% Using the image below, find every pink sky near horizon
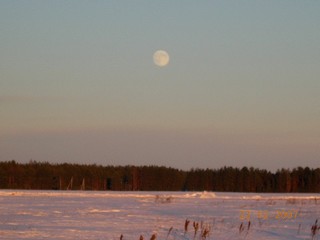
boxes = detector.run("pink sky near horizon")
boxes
[1,1,319,170]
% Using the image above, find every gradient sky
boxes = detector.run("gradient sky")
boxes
[1,1,319,171]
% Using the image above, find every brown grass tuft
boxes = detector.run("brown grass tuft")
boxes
[201,225,210,239]
[150,233,156,240]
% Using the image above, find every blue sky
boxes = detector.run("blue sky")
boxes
[1,1,319,171]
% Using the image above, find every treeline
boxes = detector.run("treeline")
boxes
[0,160,319,192]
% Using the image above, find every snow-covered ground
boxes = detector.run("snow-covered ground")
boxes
[0,190,319,239]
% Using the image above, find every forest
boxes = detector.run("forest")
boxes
[0,160,319,192]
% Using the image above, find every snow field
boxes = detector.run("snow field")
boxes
[0,191,319,239]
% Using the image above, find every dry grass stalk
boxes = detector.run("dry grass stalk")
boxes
[193,221,199,238]
[166,227,173,239]
[239,222,245,233]
[311,219,318,239]
[139,235,144,240]
[185,219,190,234]
[120,234,123,240]
[297,223,301,235]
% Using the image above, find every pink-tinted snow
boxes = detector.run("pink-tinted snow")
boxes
[0,191,319,239]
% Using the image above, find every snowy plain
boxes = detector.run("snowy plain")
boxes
[0,190,319,240]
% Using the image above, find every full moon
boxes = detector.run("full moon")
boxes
[153,50,170,67]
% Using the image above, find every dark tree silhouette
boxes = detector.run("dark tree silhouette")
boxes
[0,160,319,192]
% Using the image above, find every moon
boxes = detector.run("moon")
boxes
[153,50,170,67]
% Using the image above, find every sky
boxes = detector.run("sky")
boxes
[0,0,319,171]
